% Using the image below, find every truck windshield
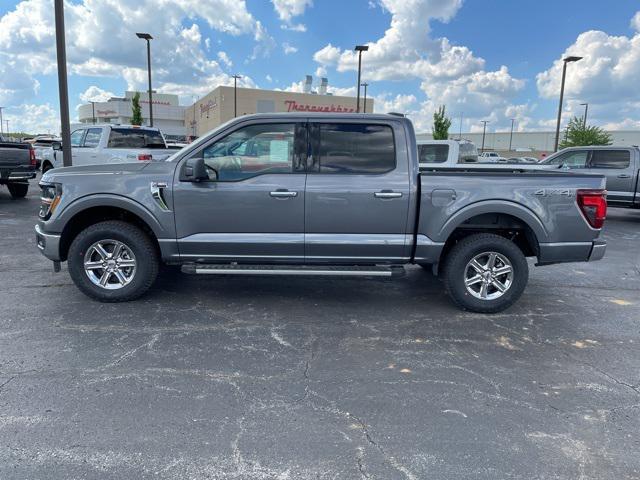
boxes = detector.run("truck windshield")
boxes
[107,129,166,149]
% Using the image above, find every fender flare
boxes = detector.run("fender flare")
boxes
[437,200,549,244]
[56,193,167,238]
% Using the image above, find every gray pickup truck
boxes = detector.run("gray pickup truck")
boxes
[0,136,37,198]
[542,146,640,208]
[35,113,607,313]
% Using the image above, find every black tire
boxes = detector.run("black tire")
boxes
[443,233,528,313]
[7,182,28,198]
[67,220,159,302]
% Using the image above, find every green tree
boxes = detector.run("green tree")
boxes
[560,116,612,149]
[131,91,143,126]
[432,105,452,140]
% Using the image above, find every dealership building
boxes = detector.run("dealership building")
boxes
[185,79,374,138]
[77,91,187,140]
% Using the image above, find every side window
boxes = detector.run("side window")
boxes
[315,123,395,174]
[419,144,449,164]
[458,143,478,163]
[590,150,630,169]
[547,150,589,168]
[83,128,102,148]
[70,130,85,147]
[200,123,296,181]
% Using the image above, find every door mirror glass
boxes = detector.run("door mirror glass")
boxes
[181,156,209,182]
[52,141,62,151]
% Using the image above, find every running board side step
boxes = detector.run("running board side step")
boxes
[181,264,405,277]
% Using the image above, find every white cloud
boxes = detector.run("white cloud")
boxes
[251,21,276,60]
[79,86,115,103]
[217,51,233,68]
[0,0,264,108]
[536,21,640,127]
[272,0,312,30]
[283,43,298,55]
[631,11,640,32]
[265,74,273,83]
[4,103,60,135]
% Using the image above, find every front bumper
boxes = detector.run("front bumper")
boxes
[35,224,62,262]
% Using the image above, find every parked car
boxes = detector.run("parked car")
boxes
[541,146,640,208]
[0,135,37,198]
[36,113,607,313]
[40,125,174,172]
[31,136,61,171]
[478,151,507,162]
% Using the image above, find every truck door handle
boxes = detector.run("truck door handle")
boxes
[270,190,298,198]
[617,174,631,179]
[374,190,402,199]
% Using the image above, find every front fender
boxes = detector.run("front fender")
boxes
[54,193,168,238]
[437,200,549,243]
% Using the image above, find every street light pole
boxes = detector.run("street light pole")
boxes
[458,112,463,139]
[554,56,582,152]
[580,102,588,128]
[480,120,489,153]
[508,118,515,151]
[91,101,96,124]
[4,120,9,135]
[136,33,154,127]
[361,83,369,113]
[232,74,242,117]
[54,0,72,166]
[354,45,369,113]
[0,107,4,135]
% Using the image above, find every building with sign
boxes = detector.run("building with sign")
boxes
[77,91,187,140]
[184,84,374,138]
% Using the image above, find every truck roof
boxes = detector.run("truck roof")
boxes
[231,112,411,122]
[75,123,162,131]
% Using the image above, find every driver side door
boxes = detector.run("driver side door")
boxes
[172,121,307,263]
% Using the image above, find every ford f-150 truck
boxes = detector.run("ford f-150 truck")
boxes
[35,113,607,313]
[0,136,37,198]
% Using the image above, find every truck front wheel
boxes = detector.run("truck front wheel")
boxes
[67,220,159,302]
[443,233,528,313]
[7,182,29,198]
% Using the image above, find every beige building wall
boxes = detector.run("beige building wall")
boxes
[185,86,375,138]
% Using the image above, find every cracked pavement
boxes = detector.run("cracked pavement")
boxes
[1,182,639,479]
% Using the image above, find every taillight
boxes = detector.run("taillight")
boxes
[30,148,36,166]
[577,189,607,229]
[137,154,152,161]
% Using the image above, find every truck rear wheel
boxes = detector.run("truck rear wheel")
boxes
[67,220,159,302]
[443,233,528,313]
[7,182,28,198]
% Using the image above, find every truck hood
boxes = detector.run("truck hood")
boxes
[41,162,149,183]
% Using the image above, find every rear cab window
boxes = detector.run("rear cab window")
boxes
[418,144,449,164]
[589,150,631,169]
[108,128,166,149]
[310,123,396,174]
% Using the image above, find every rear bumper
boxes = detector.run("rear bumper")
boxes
[35,224,62,262]
[537,240,606,265]
[0,166,36,183]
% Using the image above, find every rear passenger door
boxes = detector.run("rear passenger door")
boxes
[587,149,635,206]
[305,121,411,263]
[80,128,103,165]
[69,129,86,165]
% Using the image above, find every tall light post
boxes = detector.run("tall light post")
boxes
[0,107,4,135]
[136,32,154,127]
[354,45,369,113]
[361,82,369,113]
[232,74,242,117]
[480,120,489,153]
[4,120,9,135]
[458,112,463,139]
[580,102,588,128]
[554,55,582,152]
[91,101,96,124]
[55,0,72,166]
[508,118,515,151]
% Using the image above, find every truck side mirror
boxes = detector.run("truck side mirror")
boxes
[52,141,62,151]
[181,156,209,182]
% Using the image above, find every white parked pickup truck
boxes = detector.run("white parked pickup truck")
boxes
[41,125,174,172]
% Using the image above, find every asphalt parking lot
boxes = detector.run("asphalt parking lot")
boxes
[1,181,639,480]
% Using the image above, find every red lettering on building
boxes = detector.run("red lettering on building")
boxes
[199,98,218,117]
[284,100,355,113]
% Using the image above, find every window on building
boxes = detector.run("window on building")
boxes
[590,150,630,169]
[315,124,396,174]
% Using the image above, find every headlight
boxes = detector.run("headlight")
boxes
[39,183,62,220]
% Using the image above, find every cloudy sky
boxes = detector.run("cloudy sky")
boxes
[0,0,639,134]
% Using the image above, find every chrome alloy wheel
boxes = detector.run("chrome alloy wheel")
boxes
[83,239,137,290]
[464,251,514,300]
